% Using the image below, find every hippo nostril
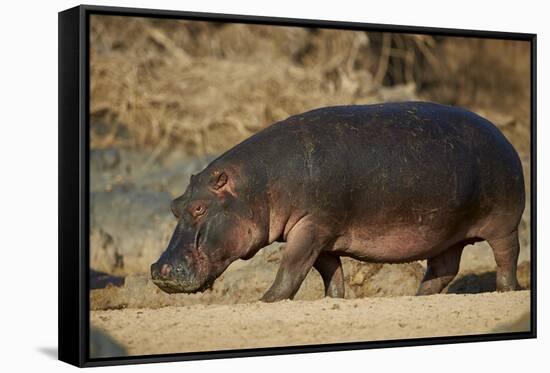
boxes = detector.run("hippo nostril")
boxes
[160,264,172,278]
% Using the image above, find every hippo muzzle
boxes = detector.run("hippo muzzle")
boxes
[150,259,209,293]
[150,222,211,293]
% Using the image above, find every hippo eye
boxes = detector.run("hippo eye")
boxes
[193,204,206,217]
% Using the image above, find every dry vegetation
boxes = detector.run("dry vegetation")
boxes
[90,15,531,157]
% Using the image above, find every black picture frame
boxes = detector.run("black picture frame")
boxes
[58,4,537,368]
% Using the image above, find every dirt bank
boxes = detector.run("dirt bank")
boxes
[91,290,530,356]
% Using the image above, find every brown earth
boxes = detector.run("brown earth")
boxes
[91,291,530,356]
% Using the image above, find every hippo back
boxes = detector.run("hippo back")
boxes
[210,102,525,237]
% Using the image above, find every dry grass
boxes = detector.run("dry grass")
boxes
[90,15,531,156]
[90,16,438,156]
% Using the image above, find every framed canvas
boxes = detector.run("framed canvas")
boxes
[58,4,537,367]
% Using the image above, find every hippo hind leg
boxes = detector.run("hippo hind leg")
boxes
[417,242,464,296]
[313,254,345,298]
[487,230,521,291]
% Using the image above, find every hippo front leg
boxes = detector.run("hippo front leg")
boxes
[261,220,330,302]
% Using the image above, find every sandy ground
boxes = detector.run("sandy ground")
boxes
[91,291,530,356]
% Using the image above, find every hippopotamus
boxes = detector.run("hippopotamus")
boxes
[150,101,525,302]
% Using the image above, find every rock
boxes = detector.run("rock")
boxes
[90,189,174,275]
[90,149,214,197]
[345,260,425,298]
[89,151,220,277]
[351,272,365,285]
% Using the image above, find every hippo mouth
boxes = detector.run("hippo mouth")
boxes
[152,276,214,294]
[151,247,214,294]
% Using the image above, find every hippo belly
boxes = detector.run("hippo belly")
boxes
[335,225,456,263]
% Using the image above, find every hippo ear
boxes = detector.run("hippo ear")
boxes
[209,171,228,190]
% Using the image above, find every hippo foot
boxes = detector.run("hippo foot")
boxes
[260,290,286,303]
[497,285,521,292]
[417,243,464,296]
[496,273,521,292]
[416,276,455,296]
[488,231,521,293]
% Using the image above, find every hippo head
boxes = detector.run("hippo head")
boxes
[151,167,265,294]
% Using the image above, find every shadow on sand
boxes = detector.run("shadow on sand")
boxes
[448,272,498,294]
